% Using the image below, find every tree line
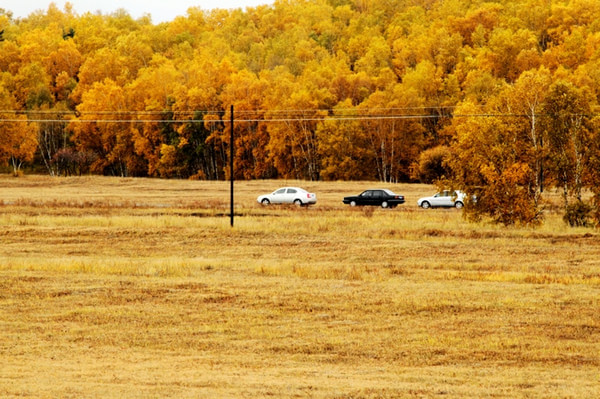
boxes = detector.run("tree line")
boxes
[2,0,600,225]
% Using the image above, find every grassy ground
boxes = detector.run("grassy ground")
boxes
[1,175,599,398]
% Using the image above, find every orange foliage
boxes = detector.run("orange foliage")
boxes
[2,0,600,223]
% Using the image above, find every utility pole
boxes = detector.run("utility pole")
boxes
[540,131,544,193]
[230,105,234,227]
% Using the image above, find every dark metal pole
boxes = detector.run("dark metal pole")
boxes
[540,132,544,193]
[230,105,234,227]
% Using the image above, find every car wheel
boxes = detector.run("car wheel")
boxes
[294,199,303,206]
[381,201,389,208]
[455,201,464,209]
[350,200,357,207]
[421,201,430,209]
[261,198,270,205]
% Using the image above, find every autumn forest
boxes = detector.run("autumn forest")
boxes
[2,0,600,225]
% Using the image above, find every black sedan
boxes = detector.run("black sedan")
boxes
[343,189,405,208]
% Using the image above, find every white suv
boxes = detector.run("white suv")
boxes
[417,190,467,209]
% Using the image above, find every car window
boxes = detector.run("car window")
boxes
[373,190,382,198]
[287,188,297,194]
[275,188,286,194]
[361,191,372,197]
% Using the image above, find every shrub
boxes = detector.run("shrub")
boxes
[563,200,592,227]
[52,149,97,176]
[413,146,452,183]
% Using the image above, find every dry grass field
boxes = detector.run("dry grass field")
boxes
[1,175,599,398]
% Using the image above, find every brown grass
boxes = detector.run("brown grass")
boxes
[0,175,599,398]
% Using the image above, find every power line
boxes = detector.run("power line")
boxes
[0,106,460,115]
[0,115,445,123]
[2,114,599,124]
[2,107,600,124]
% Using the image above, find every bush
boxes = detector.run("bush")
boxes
[413,146,451,183]
[52,149,98,176]
[563,200,592,227]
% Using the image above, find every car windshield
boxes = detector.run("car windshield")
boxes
[382,189,396,196]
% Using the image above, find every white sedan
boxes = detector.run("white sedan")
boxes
[257,187,317,206]
[417,190,467,209]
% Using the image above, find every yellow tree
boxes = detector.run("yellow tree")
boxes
[263,66,330,180]
[503,67,552,207]
[43,39,82,101]
[16,25,61,67]
[69,10,150,104]
[447,2,503,47]
[588,116,600,226]
[5,20,79,176]
[219,69,272,179]
[354,35,392,82]
[317,99,375,180]
[448,100,541,225]
[71,48,130,104]
[68,11,134,56]
[127,55,183,177]
[115,31,154,74]
[265,94,326,180]
[0,39,21,75]
[71,79,142,176]
[0,86,38,175]
[358,83,427,182]
[572,58,600,101]
[484,27,540,82]
[388,5,428,77]
[172,54,235,179]
[401,60,452,145]
[541,80,594,208]
[327,54,372,106]
[12,62,52,110]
